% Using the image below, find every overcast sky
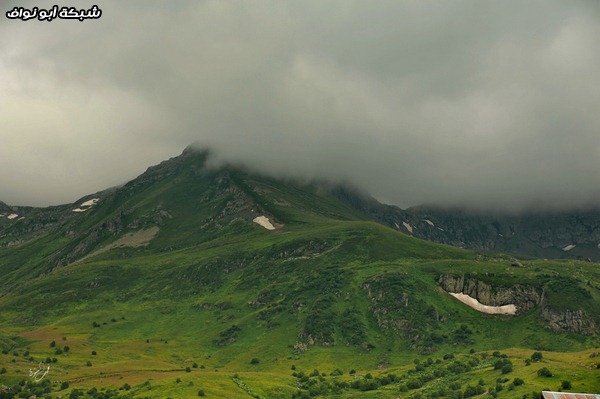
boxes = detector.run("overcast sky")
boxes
[1,1,599,211]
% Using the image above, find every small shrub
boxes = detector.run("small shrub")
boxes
[561,381,572,390]
[537,367,553,377]
[531,352,543,362]
[91,351,97,355]
[60,382,69,390]
[502,364,513,374]
[250,358,260,365]
[198,390,205,397]
[185,367,191,372]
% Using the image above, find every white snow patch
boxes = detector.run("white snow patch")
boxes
[394,222,400,229]
[402,222,413,234]
[449,293,517,315]
[253,216,276,230]
[598,243,600,249]
[7,214,18,220]
[72,208,88,213]
[17,217,25,221]
[80,198,99,207]
[424,219,434,227]
[437,227,445,232]
[562,244,576,252]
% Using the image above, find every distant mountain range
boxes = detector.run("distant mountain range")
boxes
[331,187,600,261]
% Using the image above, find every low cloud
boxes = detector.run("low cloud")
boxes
[1,1,599,211]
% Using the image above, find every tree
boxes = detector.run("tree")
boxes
[86,361,92,367]
[561,381,572,390]
[60,382,69,390]
[198,389,206,396]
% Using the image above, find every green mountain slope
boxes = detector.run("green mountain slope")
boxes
[1,147,599,399]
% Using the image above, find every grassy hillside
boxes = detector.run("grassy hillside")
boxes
[1,148,599,398]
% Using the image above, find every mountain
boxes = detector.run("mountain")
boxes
[1,147,599,399]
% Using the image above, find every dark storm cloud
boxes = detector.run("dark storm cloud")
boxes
[1,1,599,210]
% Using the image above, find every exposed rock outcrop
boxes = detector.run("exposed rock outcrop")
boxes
[438,274,598,335]
[540,307,596,335]
[438,275,541,313]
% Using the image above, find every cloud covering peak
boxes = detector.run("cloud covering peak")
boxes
[1,1,599,211]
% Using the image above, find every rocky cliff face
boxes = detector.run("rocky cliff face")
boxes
[438,274,597,335]
[437,275,541,313]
